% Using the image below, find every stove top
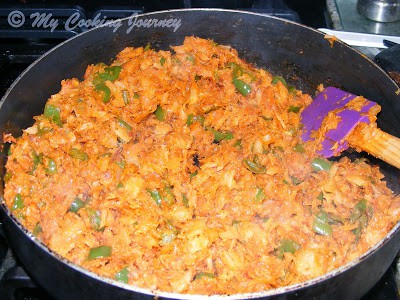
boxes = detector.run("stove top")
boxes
[0,1,399,299]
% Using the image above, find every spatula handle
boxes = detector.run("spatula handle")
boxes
[349,125,400,169]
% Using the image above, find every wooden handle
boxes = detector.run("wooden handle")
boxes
[349,124,400,169]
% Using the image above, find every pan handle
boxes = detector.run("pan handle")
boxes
[318,28,400,48]
[318,29,400,85]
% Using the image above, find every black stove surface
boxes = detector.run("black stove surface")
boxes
[0,1,399,299]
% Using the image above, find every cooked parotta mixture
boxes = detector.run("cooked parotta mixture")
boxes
[4,37,400,295]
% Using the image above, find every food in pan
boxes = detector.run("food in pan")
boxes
[4,37,400,295]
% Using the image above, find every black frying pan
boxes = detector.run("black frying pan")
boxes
[0,9,399,300]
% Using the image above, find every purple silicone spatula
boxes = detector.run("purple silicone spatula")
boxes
[301,86,400,169]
